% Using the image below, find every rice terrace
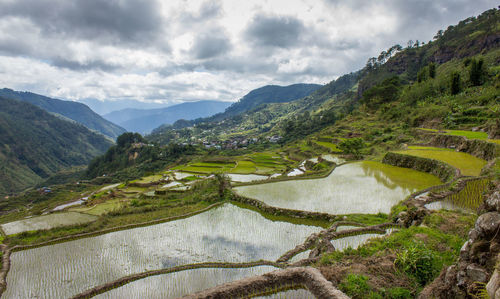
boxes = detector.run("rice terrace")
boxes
[0,3,500,299]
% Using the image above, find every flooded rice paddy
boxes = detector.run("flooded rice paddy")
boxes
[4,204,320,298]
[3,160,438,298]
[228,173,269,182]
[52,199,85,211]
[235,161,440,214]
[0,212,97,235]
[95,266,277,299]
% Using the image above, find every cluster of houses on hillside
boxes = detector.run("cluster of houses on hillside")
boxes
[182,135,282,149]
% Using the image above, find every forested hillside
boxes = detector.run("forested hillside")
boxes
[0,88,126,139]
[0,97,113,195]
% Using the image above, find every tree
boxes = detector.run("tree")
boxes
[339,138,365,158]
[362,76,401,107]
[116,132,145,148]
[377,51,388,64]
[417,67,428,83]
[365,57,377,70]
[469,58,485,86]
[428,63,436,79]
[433,30,444,40]
[450,72,461,95]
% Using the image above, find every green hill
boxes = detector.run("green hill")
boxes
[220,83,322,118]
[150,83,322,135]
[0,96,113,195]
[0,88,126,139]
[148,76,355,144]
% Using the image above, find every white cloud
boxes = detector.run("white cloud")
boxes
[0,0,497,105]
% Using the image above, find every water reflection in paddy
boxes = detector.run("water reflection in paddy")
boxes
[235,161,441,215]
[96,266,277,299]
[4,204,320,299]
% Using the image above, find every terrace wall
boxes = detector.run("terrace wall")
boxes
[429,134,497,161]
[232,195,338,222]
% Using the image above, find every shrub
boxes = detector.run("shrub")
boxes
[362,76,401,107]
[394,244,438,285]
[339,274,371,298]
[385,287,413,299]
[338,138,365,158]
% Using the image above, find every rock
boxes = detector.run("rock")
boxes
[396,211,408,226]
[486,191,500,212]
[491,241,500,253]
[466,264,488,283]
[475,212,500,239]
[457,270,467,287]
[470,240,490,262]
[460,241,470,260]
[469,228,481,242]
[487,269,500,299]
[445,265,458,284]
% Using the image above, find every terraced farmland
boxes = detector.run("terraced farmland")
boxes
[235,161,441,215]
[395,146,487,176]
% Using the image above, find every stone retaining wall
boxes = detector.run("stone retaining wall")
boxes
[181,266,349,299]
[419,180,500,298]
[0,245,11,297]
[232,194,338,222]
[429,134,497,161]
[278,222,398,263]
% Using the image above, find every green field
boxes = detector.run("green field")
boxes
[419,128,500,144]
[248,153,288,174]
[171,152,291,176]
[174,161,236,174]
[71,199,127,216]
[396,146,487,176]
[132,175,164,184]
[314,141,342,152]
[231,160,257,174]
[407,146,453,151]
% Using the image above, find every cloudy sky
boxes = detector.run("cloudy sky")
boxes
[0,0,497,107]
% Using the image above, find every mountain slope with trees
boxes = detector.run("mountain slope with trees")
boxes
[219,83,322,118]
[148,74,356,145]
[0,96,113,195]
[0,88,126,139]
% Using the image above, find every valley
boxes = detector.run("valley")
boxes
[0,6,499,299]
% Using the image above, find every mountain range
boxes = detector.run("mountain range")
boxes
[103,100,232,134]
[0,88,126,139]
